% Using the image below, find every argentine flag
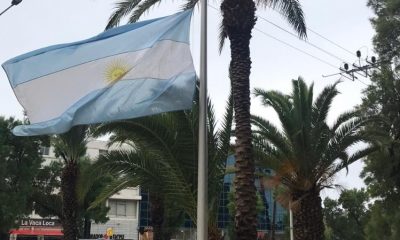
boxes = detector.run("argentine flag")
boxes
[2,10,196,136]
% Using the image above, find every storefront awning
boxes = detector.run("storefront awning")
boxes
[10,229,63,236]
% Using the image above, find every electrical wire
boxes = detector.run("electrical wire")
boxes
[208,4,340,69]
[253,27,339,69]
[257,15,350,63]
[207,4,369,86]
[306,28,357,57]
[267,7,357,57]
[353,77,369,86]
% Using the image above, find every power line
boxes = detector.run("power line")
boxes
[253,27,339,69]
[208,4,341,69]
[306,28,357,57]
[254,26,370,88]
[267,7,357,57]
[207,4,369,86]
[257,15,350,63]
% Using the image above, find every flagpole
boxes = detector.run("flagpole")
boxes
[289,201,294,240]
[197,0,208,238]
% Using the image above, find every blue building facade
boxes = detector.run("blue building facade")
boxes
[216,156,286,232]
[139,156,286,233]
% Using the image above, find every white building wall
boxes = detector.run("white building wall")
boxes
[90,187,141,240]
[38,139,141,240]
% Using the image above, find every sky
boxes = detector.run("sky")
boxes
[0,0,375,199]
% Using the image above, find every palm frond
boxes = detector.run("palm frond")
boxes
[253,139,283,171]
[251,115,292,157]
[90,176,136,208]
[219,21,227,53]
[129,0,162,23]
[258,0,307,39]
[312,81,340,126]
[217,93,234,159]
[106,0,142,29]
[53,125,89,164]
[335,145,378,175]
[181,0,198,10]
[254,88,297,139]
[291,78,313,159]
[320,146,378,186]
[331,110,359,132]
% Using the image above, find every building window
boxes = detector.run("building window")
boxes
[108,199,137,218]
[117,201,126,216]
[40,147,50,156]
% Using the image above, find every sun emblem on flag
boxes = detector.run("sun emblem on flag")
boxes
[105,60,130,84]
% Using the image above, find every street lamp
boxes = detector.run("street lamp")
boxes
[0,0,23,17]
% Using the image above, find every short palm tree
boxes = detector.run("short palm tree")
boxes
[88,93,233,240]
[105,1,306,238]
[53,125,89,240]
[90,146,190,240]
[252,78,376,240]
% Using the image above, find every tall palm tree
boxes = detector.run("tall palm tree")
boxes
[251,78,376,240]
[218,1,306,236]
[88,93,234,240]
[53,125,89,240]
[105,1,306,238]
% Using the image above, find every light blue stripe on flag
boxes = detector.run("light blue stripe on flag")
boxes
[2,10,196,136]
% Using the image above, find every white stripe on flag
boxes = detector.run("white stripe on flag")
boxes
[14,40,193,123]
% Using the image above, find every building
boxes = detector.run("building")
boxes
[217,156,286,238]
[10,140,141,240]
[10,140,286,240]
[138,155,287,239]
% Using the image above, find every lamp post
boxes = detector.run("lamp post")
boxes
[0,0,23,16]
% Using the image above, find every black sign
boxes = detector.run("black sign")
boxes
[89,234,124,240]
[20,219,61,227]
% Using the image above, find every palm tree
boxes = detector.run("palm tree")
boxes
[53,125,89,240]
[88,93,233,240]
[105,1,306,238]
[77,158,111,239]
[251,78,376,240]
[32,158,110,239]
[89,147,190,240]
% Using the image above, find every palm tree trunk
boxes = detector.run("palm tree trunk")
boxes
[83,217,91,239]
[61,161,79,240]
[292,188,324,240]
[220,0,257,238]
[208,225,223,240]
[149,194,164,240]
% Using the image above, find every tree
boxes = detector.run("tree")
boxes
[357,1,400,239]
[90,148,188,240]
[226,188,265,240]
[89,94,234,240]
[53,126,90,240]
[32,161,63,220]
[219,1,306,236]
[105,1,306,238]
[252,78,375,240]
[0,117,46,240]
[367,0,400,66]
[360,0,400,203]
[323,189,369,240]
[77,159,110,238]
[32,158,110,239]
[364,200,400,240]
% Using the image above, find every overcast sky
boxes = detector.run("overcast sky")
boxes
[0,0,375,199]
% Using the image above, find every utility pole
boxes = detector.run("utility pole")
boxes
[0,0,23,17]
[322,50,381,81]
